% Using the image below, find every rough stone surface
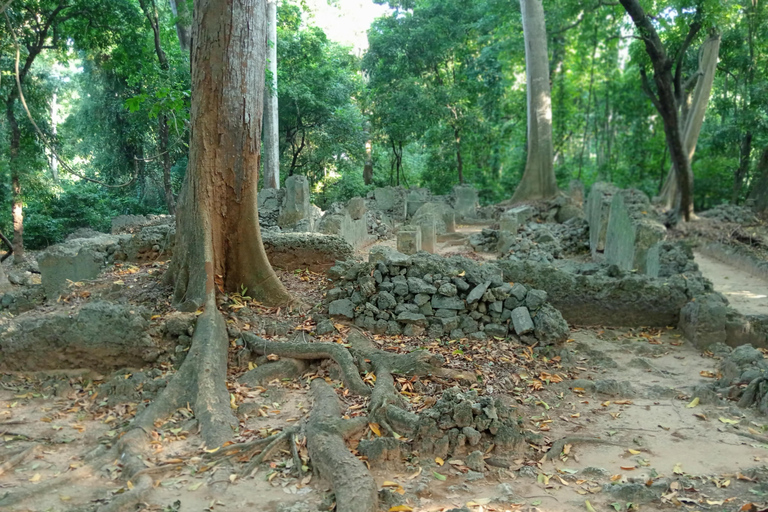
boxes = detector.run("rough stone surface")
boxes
[413,202,455,235]
[325,253,568,343]
[0,301,162,371]
[586,182,618,256]
[262,232,353,272]
[39,235,130,300]
[346,197,366,220]
[397,228,422,255]
[604,189,666,272]
[452,185,479,220]
[511,307,534,335]
[278,175,312,229]
[317,210,370,249]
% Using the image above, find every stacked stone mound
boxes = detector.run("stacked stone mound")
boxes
[360,388,523,464]
[324,248,569,345]
[700,204,759,225]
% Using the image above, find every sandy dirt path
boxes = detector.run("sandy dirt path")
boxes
[694,251,768,315]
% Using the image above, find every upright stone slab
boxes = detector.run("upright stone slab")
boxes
[419,220,437,253]
[258,188,283,228]
[346,197,366,220]
[406,189,429,218]
[568,180,585,207]
[604,190,666,273]
[278,175,311,229]
[412,202,454,234]
[397,227,422,255]
[586,182,618,256]
[452,185,479,220]
[318,211,369,249]
[443,210,457,233]
[500,205,535,232]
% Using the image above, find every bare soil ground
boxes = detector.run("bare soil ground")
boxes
[2,253,768,512]
[695,251,768,316]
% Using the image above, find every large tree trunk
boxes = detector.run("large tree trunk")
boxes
[262,0,280,189]
[512,0,557,202]
[656,34,720,213]
[167,0,291,311]
[168,0,191,54]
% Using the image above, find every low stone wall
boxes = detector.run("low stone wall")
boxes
[39,221,175,300]
[496,259,710,328]
[324,248,569,345]
[0,301,164,371]
[262,232,353,272]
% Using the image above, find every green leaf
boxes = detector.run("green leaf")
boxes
[432,471,447,481]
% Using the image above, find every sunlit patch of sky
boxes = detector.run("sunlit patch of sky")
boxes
[302,0,391,56]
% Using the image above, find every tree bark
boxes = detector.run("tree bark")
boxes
[168,0,192,54]
[512,0,557,203]
[262,0,280,189]
[454,126,464,185]
[167,0,291,310]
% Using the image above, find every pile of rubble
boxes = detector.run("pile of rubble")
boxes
[324,248,569,345]
[700,204,760,225]
[360,387,523,466]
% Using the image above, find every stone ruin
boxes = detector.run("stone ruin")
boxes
[323,247,569,345]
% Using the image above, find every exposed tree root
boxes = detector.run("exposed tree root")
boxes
[240,426,299,477]
[545,436,626,460]
[242,333,371,396]
[238,358,309,387]
[0,444,38,477]
[306,379,377,512]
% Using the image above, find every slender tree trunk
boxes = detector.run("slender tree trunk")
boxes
[50,91,59,182]
[262,0,280,189]
[454,126,464,185]
[168,0,192,54]
[512,0,557,202]
[141,0,176,214]
[363,139,373,185]
[749,146,768,213]
[159,114,176,214]
[5,101,24,263]
[657,34,720,213]
[733,131,752,204]
[578,29,598,179]
[168,0,291,310]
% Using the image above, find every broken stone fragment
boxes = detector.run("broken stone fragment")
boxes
[329,298,355,319]
[511,307,534,335]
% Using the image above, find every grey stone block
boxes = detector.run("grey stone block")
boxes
[397,228,422,255]
[329,299,355,319]
[511,307,534,335]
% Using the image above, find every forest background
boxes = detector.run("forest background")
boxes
[0,0,765,251]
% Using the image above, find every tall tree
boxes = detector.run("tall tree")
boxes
[139,0,177,214]
[263,0,280,189]
[168,0,191,53]
[619,0,704,221]
[511,0,558,202]
[657,32,721,210]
